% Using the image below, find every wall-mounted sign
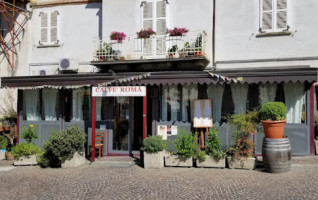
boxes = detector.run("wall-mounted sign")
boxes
[157,125,167,140]
[92,86,146,97]
[193,99,213,128]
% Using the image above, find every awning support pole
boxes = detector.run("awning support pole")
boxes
[143,88,147,140]
[91,96,96,162]
[310,83,315,155]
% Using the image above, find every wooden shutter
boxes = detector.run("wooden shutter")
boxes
[40,12,48,43]
[276,0,287,29]
[143,2,152,19]
[50,11,58,43]
[156,1,166,35]
[262,0,273,30]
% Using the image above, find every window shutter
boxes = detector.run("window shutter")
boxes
[276,0,287,29]
[143,2,152,19]
[262,0,273,30]
[143,20,153,30]
[156,1,166,35]
[156,1,166,18]
[50,11,58,43]
[40,12,48,43]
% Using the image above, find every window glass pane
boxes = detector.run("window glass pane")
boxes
[207,84,224,123]
[259,83,277,105]
[263,0,272,10]
[72,88,91,121]
[231,84,249,114]
[23,90,40,121]
[277,0,287,9]
[277,11,287,29]
[42,89,59,121]
[161,85,180,121]
[283,83,304,124]
[221,85,234,121]
[182,85,198,122]
[262,12,272,30]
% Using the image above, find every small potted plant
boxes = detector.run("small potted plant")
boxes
[142,136,167,169]
[259,102,287,139]
[227,111,259,170]
[110,31,127,43]
[2,121,10,131]
[0,135,8,160]
[194,33,204,56]
[137,28,156,39]
[196,127,226,168]
[168,45,178,58]
[165,129,196,167]
[166,27,189,37]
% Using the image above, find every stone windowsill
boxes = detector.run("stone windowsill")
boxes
[37,44,61,48]
[256,31,292,38]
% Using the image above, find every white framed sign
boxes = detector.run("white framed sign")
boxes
[92,86,146,97]
[193,99,213,128]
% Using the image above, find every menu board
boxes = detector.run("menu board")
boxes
[193,99,213,128]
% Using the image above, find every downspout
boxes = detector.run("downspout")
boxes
[212,0,216,71]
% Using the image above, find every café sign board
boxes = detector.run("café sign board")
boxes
[92,86,146,97]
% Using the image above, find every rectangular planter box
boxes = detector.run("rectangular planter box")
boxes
[196,156,225,168]
[144,151,164,169]
[315,140,318,155]
[165,155,193,167]
[14,155,38,166]
[0,150,6,160]
[62,152,86,168]
[227,156,255,170]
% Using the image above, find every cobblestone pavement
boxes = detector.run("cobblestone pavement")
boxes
[1,161,318,200]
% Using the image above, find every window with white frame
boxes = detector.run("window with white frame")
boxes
[39,11,59,45]
[142,0,167,55]
[261,0,288,32]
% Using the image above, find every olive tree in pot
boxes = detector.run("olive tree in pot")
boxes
[259,102,287,139]
[196,127,226,168]
[12,124,42,166]
[142,136,167,169]
[227,111,259,170]
[0,135,8,160]
[165,130,196,167]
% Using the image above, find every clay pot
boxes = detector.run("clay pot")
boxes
[195,52,203,56]
[261,120,286,139]
[169,54,174,59]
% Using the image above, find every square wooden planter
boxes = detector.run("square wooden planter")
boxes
[196,156,226,168]
[165,155,193,167]
[144,151,164,169]
[14,155,38,166]
[227,156,255,170]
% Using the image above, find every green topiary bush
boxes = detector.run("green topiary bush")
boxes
[11,143,42,159]
[172,130,196,159]
[259,102,287,121]
[206,127,226,159]
[0,135,8,150]
[142,136,167,153]
[41,125,86,167]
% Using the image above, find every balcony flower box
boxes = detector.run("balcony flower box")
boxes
[137,28,156,39]
[167,27,189,37]
[110,31,126,43]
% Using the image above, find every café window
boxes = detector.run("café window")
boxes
[161,85,181,121]
[72,88,91,121]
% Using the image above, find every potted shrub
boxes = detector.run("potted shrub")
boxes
[196,127,226,168]
[165,130,196,167]
[227,111,258,170]
[137,28,156,39]
[2,121,10,131]
[0,135,8,160]
[12,124,42,166]
[142,136,167,169]
[178,42,191,57]
[168,45,178,58]
[110,31,126,43]
[259,102,287,139]
[166,27,189,37]
[40,125,86,168]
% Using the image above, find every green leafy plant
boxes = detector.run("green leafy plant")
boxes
[0,135,8,150]
[142,136,167,153]
[168,45,178,53]
[172,129,197,159]
[194,150,206,162]
[21,124,38,144]
[11,143,42,159]
[41,125,86,167]
[206,127,226,159]
[228,111,259,158]
[259,102,287,121]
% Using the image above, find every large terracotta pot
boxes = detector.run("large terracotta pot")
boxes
[261,120,286,139]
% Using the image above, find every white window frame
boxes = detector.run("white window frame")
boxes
[260,0,289,33]
[39,11,59,45]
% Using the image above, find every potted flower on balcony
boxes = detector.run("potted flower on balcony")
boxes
[110,31,127,43]
[142,136,167,169]
[227,111,259,170]
[259,102,287,139]
[165,129,196,167]
[137,28,156,39]
[166,27,189,37]
[196,127,226,168]
[168,45,178,58]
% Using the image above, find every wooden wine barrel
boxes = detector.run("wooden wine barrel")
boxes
[262,137,291,173]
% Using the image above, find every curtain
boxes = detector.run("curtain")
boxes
[284,82,304,124]
[182,84,198,121]
[96,97,102,121]
[231,84,249,114]
[169,85,179,121]
[161,85,169,121]
[72,89,84,121]
[259,83,277,105]
[207,84,225,123]
[24,90,39,121]
[42,89,58,121]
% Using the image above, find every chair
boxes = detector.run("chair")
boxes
[91,132,105,158]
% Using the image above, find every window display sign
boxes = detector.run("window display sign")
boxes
[193,99,213,128]
[92,86,146,97]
